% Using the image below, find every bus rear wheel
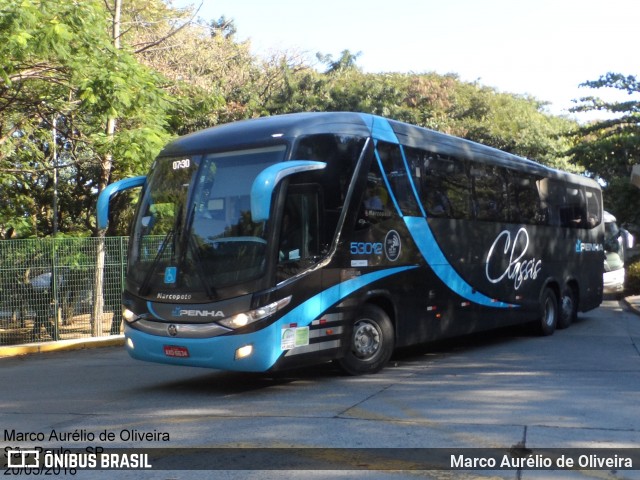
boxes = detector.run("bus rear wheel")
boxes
[558,284,577,329]
[338,305,394,375]
[538,287,558,336]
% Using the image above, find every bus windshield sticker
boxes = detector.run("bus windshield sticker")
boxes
[281,326,309,350]
[485,228,542,290]
[164,267,177,284]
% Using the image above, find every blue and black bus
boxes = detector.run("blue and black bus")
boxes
[98,112,604,375]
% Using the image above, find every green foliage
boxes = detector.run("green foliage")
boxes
[260,61,575,168]
[624,258,640,295]
[210,16,237,39]
[317,50,362,74]
[0,3,588,238]
[568,72,640,225]
[0,0,171,237]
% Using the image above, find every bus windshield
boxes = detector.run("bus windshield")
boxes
[128,145,287,300]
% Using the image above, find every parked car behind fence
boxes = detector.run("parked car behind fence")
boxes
[0,237,128,345]
[603,211,635,295]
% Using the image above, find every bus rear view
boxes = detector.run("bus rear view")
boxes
[98,113,604,375]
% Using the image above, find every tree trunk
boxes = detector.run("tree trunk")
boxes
[91,0,121,335]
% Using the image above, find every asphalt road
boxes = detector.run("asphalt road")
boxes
[1,297,639,479]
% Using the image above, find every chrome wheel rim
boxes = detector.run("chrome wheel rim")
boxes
[352,320,381,359]
[544,296,556,327]
[561,294,573,320]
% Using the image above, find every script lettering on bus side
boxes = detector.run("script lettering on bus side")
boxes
[485,227,542,290]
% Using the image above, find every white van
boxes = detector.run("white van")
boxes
[603,211,635,294]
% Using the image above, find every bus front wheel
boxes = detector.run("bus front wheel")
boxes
[538,287,558,336]
[338,305,394,375]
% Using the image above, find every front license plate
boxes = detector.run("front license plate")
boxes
[163,345,190,358]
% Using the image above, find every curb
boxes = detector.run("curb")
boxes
[0,335,125,358]
[623,296,640,316]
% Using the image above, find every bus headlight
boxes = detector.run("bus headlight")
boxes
[218,295,292,330]
[122,307,139,323]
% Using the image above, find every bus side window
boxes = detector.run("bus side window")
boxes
[425,153,470,220]
[470,164,508,222]
[538,180,590,228]
[356,156,392,229]
[564,186,588,228]
[279,202,303,262]
[509,172,544,225]
[538,178,562,227]
[423,158,454,218]
[292,133,365,247]
[585,187,601,227]
[375,142,421,217]
[405,146,468,220]
[277,187,321,281]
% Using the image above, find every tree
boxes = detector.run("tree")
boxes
[259,56,576,170]
[0,1,587,240]
[211,15,237,39]
[0,0,176,335]
[0,0,171,237]
[569,73,640,223]
[317,49,362,74]
[453,85,577,171]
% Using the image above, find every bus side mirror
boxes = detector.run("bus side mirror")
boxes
[250,161,326,222]
[97,176,147,229]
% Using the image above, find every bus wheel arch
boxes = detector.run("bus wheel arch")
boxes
[337,301,395,375]
[537,283,559,336]
[558,281,579,329]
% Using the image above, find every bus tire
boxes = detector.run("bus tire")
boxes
[338,305,394,375]
[538,287,558,336]
[558,284,577,329]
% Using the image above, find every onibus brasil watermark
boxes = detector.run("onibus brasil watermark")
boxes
[451,452,634,469]
[2,427,638,473]
[3,428,167,474]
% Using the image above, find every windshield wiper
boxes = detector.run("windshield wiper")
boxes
[188,235,216,299]
[137,227,176,296]
[177,199,216,300]
[138,208,184,296]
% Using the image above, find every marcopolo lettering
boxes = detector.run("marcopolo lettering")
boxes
[157,292,192,300]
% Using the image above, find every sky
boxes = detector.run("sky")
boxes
[173,0,639,121]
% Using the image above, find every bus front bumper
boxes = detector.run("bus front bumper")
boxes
[124,323,283,372]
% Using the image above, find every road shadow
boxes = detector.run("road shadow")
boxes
[137,360,343,395]
[136,312,599,395]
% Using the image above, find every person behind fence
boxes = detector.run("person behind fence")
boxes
[29,272,58,340]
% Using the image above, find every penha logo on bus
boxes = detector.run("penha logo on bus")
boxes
[575,240,603,253]
[172,308,225,318]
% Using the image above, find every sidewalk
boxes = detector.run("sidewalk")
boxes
[0,310,124,358]
[623,295,640,315]
[0,335,124,358]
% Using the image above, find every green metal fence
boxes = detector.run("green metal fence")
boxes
[0,237,128,345]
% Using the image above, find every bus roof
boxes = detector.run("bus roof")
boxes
[160,112,597,189]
